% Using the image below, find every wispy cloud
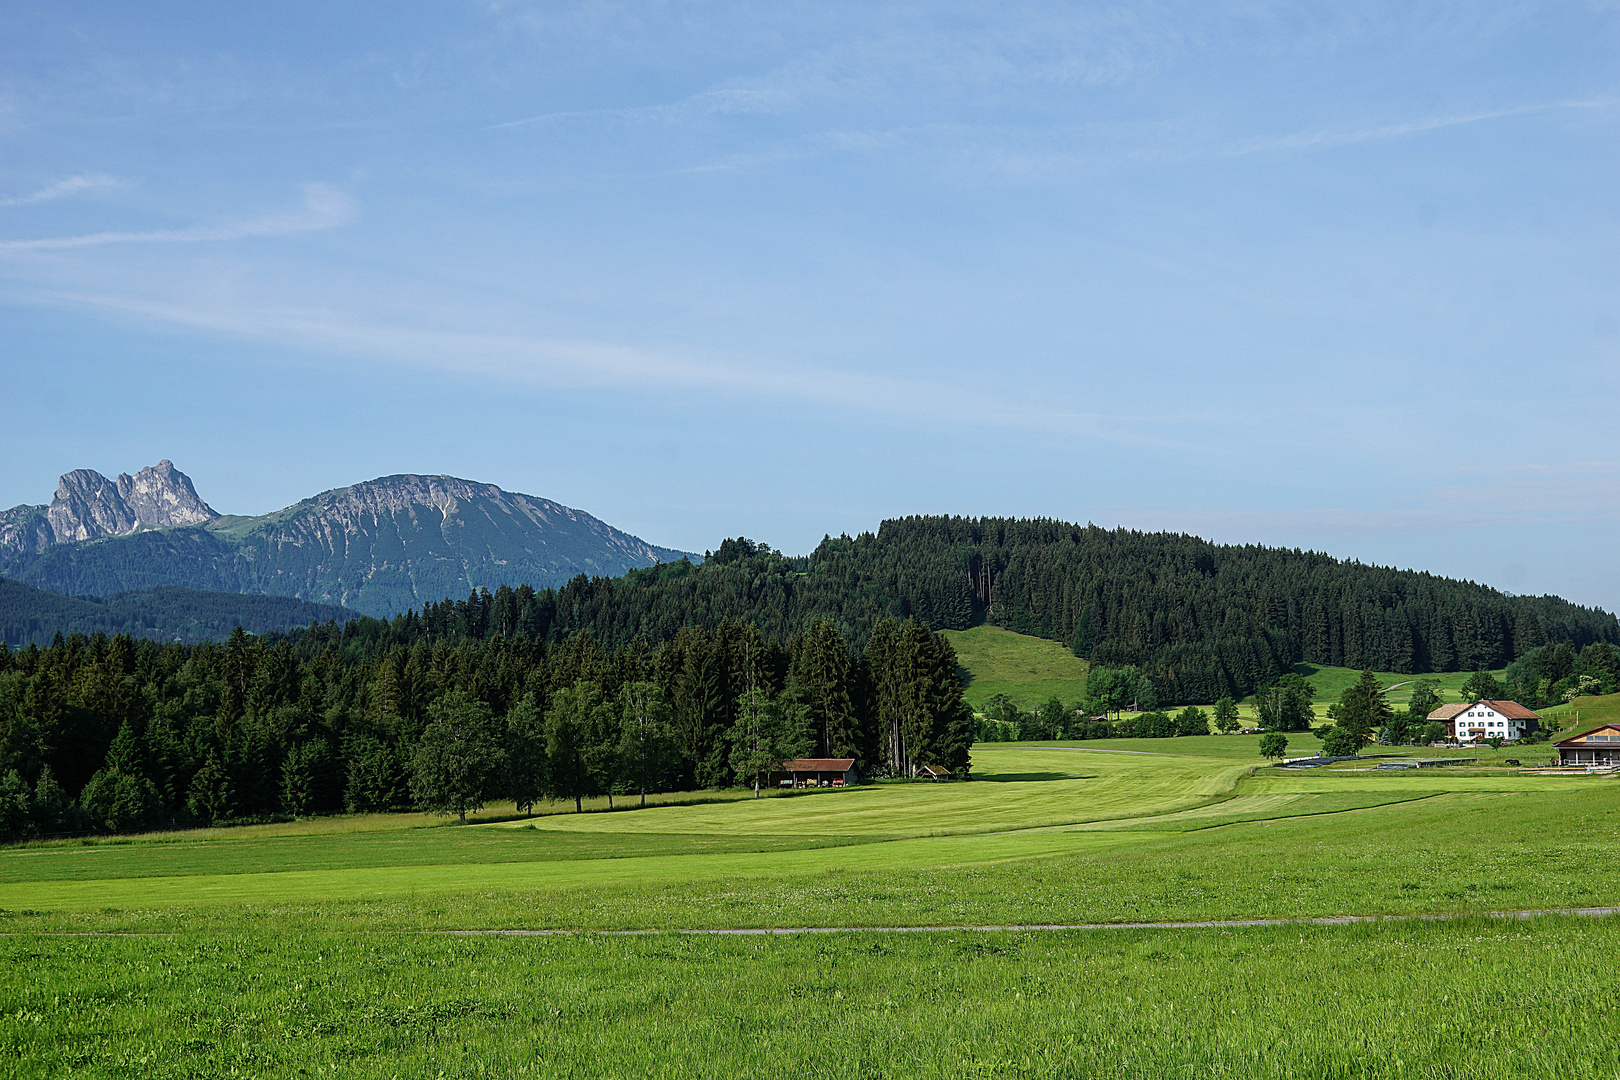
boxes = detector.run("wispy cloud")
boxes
[0,173,122,208]
[483,87,793,131]
[1225,98,1617,157]
[30,288,1186,449]
[0,183,353,253]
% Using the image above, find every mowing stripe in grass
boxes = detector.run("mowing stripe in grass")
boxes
[436,905,1620,934]
[8,904,1620,937]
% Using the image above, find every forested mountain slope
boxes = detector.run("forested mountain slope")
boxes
[0,578,357,647]
[356,523,1617,702]
[0,468,691,618]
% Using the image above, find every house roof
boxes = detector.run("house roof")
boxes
[1477,699,1541,720]
[1554,725,1620,748]
[1430,699,1541,722]
[917,764,951,778]
[780,758,856,772]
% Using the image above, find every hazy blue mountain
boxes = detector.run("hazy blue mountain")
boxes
[0,577,357,647]
[0,467,692,618]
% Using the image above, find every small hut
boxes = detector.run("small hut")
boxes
[774,758,859,788]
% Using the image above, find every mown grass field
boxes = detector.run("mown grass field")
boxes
[5,736,1619,1076]
[9,919,1619,1080]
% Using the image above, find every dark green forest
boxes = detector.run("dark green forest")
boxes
[0,614,972,839]
[362,521,1619,703]
[0,578,357,647]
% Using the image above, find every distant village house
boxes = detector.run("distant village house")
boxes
[1427,700,1541,743]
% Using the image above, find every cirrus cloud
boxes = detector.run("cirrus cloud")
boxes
[0,183,353,253]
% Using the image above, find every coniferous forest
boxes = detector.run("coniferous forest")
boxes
[394,521,1619,703]
[0,614,972,839]
[1,515,1615,838]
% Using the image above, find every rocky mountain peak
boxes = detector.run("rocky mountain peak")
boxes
[26,461,219,548]
[115,460,216,529]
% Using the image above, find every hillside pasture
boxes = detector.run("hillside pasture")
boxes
[945,625,1512,720]
[941,624,1090,709]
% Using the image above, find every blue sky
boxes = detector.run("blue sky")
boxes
[2,2,1618,609]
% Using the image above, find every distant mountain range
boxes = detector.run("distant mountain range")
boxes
[0,463,692,619]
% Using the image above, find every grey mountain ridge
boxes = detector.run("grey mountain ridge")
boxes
[1,460,216,552]
[0,464,693,618]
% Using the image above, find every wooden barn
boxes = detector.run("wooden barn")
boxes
[774,758,859,788]
[1554,725,1620,768]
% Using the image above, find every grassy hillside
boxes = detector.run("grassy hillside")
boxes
[947,625,1507,714]
[941,624,1090,709]
[1288,662,1506,707]
[1539,691,1620,737]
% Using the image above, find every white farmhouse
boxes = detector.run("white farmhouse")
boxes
[1427,699,1541,743]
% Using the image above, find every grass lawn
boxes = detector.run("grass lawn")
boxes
[3,742,1617,932]
[6,740,1619,1077]
[6,918,1617,1079]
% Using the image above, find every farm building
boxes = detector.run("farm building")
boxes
[774,758,859,788]
[916,764,952,780]
[1554,725,1620,767]
[1428,699,1540,743]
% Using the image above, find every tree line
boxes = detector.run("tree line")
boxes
[0,615,972,841]
[327,525,1618,706]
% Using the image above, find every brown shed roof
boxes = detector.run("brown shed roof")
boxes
[1428,703,1469,721]
[780,758,856,772]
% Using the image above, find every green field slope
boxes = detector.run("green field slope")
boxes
[941,624,1091,708]
[946,625,1508,713]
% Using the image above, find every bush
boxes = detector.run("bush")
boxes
[974,717,1020,744]
[78,767,163,834]
[1117,711,1176,739]
[1174,706,1210,737]
[1320,725,1361,757]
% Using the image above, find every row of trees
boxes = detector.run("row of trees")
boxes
[975,689,1241,742]
[0,615,973,840]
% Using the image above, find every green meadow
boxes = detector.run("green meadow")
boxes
[943,623,1509,719]
[10,919,1620,1080]
[4,726,1619,1076]
[942,624,1092,709]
